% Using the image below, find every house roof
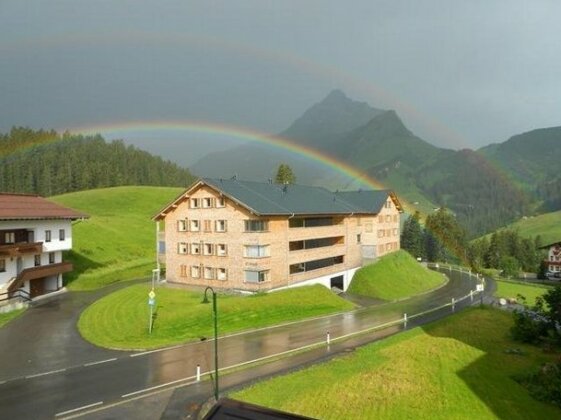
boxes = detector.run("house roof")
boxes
[0,193,88,220]
[540,241,561,250]
[153,177,403,220]
[202,398,315,420]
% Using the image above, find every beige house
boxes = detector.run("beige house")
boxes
[153,178,402,292]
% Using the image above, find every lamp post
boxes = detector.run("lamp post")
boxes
[202,286,219,401]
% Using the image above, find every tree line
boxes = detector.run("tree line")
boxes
[401,208,543,276]
[0,128,195,196]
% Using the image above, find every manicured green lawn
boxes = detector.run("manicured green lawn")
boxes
[51,186,182,291]
[232,307,561,419]
[78,284,354,350]
[348,250,446,300]
[494,280,552,307]
[0,309,25,328]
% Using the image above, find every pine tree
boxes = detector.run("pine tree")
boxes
[275,163,296,184]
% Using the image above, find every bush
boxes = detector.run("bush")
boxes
[519,360,561,407]
[511,310,550,344]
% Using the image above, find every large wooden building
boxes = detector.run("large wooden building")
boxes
[0,193,87,300]
[153,178,403,292]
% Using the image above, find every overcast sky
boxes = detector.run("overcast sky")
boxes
[1,1,560,152]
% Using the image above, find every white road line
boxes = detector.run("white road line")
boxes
[25,368,66,379]
[121,374,198,398]
[130,344,184,357]
[55,401,103,417]
[84,358,117,367]
[0,380,6,385]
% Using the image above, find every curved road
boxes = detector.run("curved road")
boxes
[0,267,490,419]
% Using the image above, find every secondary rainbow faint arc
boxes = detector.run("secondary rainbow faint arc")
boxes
[64,120,411,204]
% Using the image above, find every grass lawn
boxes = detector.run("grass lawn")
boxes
[51,186,182,291]
[0,309,25,328]
[78,284,354,350]
[494,279,552,307]
[231,307,561,419]
[348,250,446,300]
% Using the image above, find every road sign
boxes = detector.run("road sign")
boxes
[148,290,156,299]
[148,297,156,306]
[476,284,484,292]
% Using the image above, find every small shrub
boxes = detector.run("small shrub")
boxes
[511,310,550,344]
[519,360,561,407]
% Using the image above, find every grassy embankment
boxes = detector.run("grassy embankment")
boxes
[78,284,354,350]
[232,307,561,419]
[494,279,552,307]
[51,186,182,291]
[479,210,561,245]
[348,249,446,300]
[0,309,25,328]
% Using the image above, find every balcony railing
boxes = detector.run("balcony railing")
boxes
[7,261,73,293]
[0,242,43,257]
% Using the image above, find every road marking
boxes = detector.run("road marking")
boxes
[130,344,184,357]
[25,368,66,379]
[84,358,117,367]
[121,375,198,398]
[55,401,103,417]
[0,380,6,385]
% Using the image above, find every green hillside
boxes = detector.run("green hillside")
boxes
[348,250,446,300]
[486,211,561,245]
[51,186,182,290]
[0,127,195,196]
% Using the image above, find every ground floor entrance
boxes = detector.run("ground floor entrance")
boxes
[29,277,46,298]
[330,275,344,290]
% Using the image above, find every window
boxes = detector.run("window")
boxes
[244,220,268,232]
[204,243,214,256]
[386,215,391,222]
[378,244,385,254]
[204,220,212,232]
[289,217,334,228]
[180,265,187,277]
[217,244,227,256]
[216,197,225,208]
[386,243,392,251]
[191,266,200,278]
[378,216,384,224]
[178,242,188,254]
[245,245,270,258]
[245,270,269,283]
[45,230,51,242]
[393,228,398,236]
[357,234,361,244]
[34,254,41,267]
[378,229,384,238]
[4,232,15,244]
[190,198,200,209]
[0,259,5,272]
[202,197,213,208]
[190,220,200,232]
[191,243,201,255]
[204,267,214,280]
[215,220,227,232]
[393,215,398,223]
[217,268,227,280]
[177,220,187,232]
[59,229,65,241]
[386,229,392,237]
[49,252,55,264]
[365,223,373,233]
[385,200,392,209]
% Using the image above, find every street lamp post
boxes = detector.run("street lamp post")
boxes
[202,286,219,401]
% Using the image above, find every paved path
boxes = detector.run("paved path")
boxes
[0,279,146,381]
[0,267,490,419]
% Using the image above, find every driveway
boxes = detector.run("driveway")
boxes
[0,279,147,381]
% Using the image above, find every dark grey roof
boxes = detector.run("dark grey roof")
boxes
[203,178,392,216]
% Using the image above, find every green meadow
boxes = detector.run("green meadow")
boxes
[232,307,561,419]
[348,249,446,300]
[78,284,354,350]
[480,210,561,245]
[494,279,552,307]
[51,186,182,291]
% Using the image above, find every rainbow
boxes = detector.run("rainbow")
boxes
[63,119,391,190]
[1,30,471,149]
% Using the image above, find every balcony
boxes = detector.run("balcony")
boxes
[0,242,43,257]
[8,261,73,293]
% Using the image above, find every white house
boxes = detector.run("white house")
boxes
[542,241,561,274]
[0,193,87,300]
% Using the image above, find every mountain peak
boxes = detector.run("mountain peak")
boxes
[324,89,348,102]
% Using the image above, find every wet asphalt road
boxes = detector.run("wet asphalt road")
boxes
[0,267,488,419]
